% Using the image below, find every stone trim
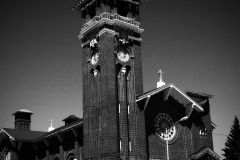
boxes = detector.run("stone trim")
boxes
[79,12,144,39]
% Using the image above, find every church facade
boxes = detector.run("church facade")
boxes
[0,0,220,160]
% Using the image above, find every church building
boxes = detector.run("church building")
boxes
[0,0,221,160]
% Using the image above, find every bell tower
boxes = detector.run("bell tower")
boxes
[74,0,148,159]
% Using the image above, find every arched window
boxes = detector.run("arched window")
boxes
[52,155,60,160]
[66,153,75,160]
[199,125,207,136]
[5,151,11,160]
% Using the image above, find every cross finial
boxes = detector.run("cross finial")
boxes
[49,120,53,127]
[158,69,163,82]
[157,69,165,88]
[48,120,55,132]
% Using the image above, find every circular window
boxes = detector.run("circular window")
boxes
[155,113,178,143]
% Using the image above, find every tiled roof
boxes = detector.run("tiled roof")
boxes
[62,115,81,122]
[1,128,46,141]
[1,119,83,143]
[186,90,213,98]
[1,119,83,142]
[34,118,83,142]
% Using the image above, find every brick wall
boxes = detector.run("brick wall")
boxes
[82,27,147,160]
[145,95,214,160]
[82,32,120,160]
[188,96,214,153]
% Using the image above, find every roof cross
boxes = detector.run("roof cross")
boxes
[157,69,166,88]
[48,120,55,132]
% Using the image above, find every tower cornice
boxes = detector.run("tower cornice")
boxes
[79,12,144,39]
[81,29,142,48]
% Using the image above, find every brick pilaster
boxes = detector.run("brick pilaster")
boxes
[59,146,64,160]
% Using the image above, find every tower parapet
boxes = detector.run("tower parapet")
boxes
[73,0,146,48]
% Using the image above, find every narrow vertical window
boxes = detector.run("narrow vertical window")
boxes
[119,103,121,114]
[120,139,122,151]
[129,141,131,152]
[128,105,129,115]
[199,126,207,136]
[127,73,130,81]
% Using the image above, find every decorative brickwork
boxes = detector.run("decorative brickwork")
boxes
[82,36,147,159]
[80,0,147,159]
[0,1,220,160]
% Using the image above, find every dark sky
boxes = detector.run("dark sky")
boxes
[1,0,240,158]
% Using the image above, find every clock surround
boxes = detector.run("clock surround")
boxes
[117,48,130,63]
[90,49,100,65]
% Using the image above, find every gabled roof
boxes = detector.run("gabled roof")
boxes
[34,118,83,142]
[136,83,204,112]
[0,119,83,143]
[0,128,46,141]
[191,147,221,160]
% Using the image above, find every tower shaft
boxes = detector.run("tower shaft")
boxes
[77,0,147,159]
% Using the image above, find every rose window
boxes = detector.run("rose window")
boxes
[155,113,178,143]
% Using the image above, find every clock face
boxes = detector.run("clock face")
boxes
[117,50,129,62]
[91,50,100,65]
[155,113,178,143]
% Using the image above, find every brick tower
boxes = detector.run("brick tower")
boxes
[12,108,33,130]
[74,0,147,159]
